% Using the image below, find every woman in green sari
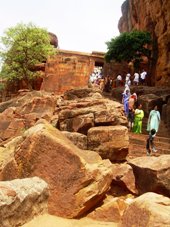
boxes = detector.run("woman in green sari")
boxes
[133,104,144,134]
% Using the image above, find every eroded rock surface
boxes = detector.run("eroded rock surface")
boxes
[0,89,127,143]
[118,0,170,86]
[62,131,87,150]
[0,177,48,227]
[87,195,127,223]
[112,163,137,194]
[128,155,170,197]
[87,126,129,162]
[0,91,56,141]
[120,192,170,227]
[138,94,163,116]
[0,120,113,218]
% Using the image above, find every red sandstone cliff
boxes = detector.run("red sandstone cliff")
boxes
[118,0,170,86]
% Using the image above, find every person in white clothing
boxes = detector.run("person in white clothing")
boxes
[133,72,140,85]
[117,75,122,80]
[116,74,122,87]
[140,70,147,85]
[127,79,131,86]
[125,73,131,82]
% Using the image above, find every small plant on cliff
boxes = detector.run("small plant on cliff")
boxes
[105,30,151,69]
[0,23,56,89]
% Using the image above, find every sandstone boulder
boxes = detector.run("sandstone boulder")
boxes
[87,126,129,162]
[0,177,48,227]
[0,120,113,218]
[61,131,87,150]
[0,89,127,143]
[0,90,45,113]
[16,95,56,126]
[63,87,101,100]
[58,97,127,134]
[120,192,170,227]
[128,155,170,197]
[59,112,94,134]
[0,91,56,142]
[112,163,137,194]
[87,195,127,222]
[0,107,25,141]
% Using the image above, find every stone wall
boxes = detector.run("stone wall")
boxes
[40,50,131,93]
[0,48,129,98]
[40,50,104,94]
[118,0,170,87]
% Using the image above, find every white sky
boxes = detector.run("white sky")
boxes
[0,0,125,53]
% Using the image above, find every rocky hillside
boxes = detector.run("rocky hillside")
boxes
[118,0,170,87]
[0,88,170,226]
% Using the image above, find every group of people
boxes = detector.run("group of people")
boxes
[89,69,114,92]
[122,90,144,133]
[89,69,148,93]
[89,67,160,156]
[89,67,103,83]
[116,70,147,87]
[122,86,161,156]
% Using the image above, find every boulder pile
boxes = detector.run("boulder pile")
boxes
[0,88,169,226]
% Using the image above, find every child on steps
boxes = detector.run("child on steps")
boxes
[146,129,157,156]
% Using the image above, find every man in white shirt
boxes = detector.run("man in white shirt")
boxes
[140,70,147,85]
[133,72,140,85]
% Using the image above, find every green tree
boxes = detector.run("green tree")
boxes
[0,23,56,89]
[105,30,151,69]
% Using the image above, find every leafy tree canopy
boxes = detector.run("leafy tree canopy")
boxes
[0,23,56,88]
[105,30,151,68]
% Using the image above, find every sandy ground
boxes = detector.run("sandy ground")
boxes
[23,214,118,227]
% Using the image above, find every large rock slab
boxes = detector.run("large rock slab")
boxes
[120,192,170,227]
[0,120,113,218]
[0,177,48,227]
[87,126,129,162]
[128,155,170,197]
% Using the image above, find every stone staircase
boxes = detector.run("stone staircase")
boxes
[103,90,170,159]
[128,116,170,159]
[128,132,170,159]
